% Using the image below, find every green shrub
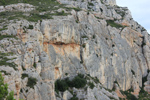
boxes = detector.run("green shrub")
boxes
[27,77,37,89]
[81,35,88,38]
[0,0,70,22]
[93,35,95,39]
[0,34,17,40]
[55,79,68,92]
[87,11,89,15]
[0,70,10,75]
[112,44,115,47]
[138,87,150,99]
[55,10,65,15]
[87,74,99,84]
[138,73,150,99]
[65,73,68,76]
[71,74,87,88]
[0,0,6,5]
[0,73,16,100]
[111,53,113,56]
[23,0,28,3]
[21,73,28,79]
[0,52,17,70]
[55,74,87,93]
[141,28,146,32]
[100,0,104,4]
[0,73,8,100]
[131,70,135,75]
[78,74,84,78]
[69,96,78,100]
[27,14,53,22]
[28,25,34,29]
[70,94,78,100]
[72,7,81,11]
[88,82,95,89]
[33,62,36,68]
[80,60,83,64]
[88,2,94,6]
[0,25,7,31]
[6,91,15,100]
[106,20,124,28]
[93,77,99,84]
[120,90,137,100]
[115,10,125,18]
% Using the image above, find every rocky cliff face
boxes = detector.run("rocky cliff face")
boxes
[0,0,150,100]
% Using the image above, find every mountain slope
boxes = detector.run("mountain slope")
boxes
[0,0,150,100]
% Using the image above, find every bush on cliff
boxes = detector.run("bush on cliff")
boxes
[55,74,87,92]
[0,72,16,100]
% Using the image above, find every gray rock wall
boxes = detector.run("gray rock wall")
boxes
[0,0,150,99]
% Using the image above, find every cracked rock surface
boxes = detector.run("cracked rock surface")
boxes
[0,0,150,100]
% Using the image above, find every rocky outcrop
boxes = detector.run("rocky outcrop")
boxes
[102,0,116,6]
[0,0,150,100]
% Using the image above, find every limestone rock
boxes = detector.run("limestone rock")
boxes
[0,0,150,100]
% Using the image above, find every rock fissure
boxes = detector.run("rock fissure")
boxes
[141,36,149,72]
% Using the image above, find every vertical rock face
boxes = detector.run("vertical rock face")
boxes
[144,73,150,94]
[0,0,150,100]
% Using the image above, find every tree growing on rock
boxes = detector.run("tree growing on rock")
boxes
[0,72,16,100]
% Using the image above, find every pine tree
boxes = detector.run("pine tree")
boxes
[0,72,8,100]
[0,72,16,100]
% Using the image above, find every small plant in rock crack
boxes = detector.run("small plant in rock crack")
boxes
[88,82,95,89]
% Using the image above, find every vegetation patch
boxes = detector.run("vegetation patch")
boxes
[55,79,68,92]
[72,7,81,11]
[119,73,150,100]
[137,72,150,99]
[0,34,17,40]
[55,74,87,92]
[65,73,68,76]
[70,74,87,88]
[27,25,33,29]
[0,72,16,100]
[88,2,94,6]
[27,13,53,22]
[33,62,36,68]
[63,7,81,12]
[82,44,86,48]
[0,52,17,70]
[27,77,37,89]
[0,0,70,22]
[69,94,78,100]
[115,10,126,18]
[120,90,137,100]
[0,25,7,31]
[52,10,69,16]
[0,70,10,75]
[93,35,95,39]
[86,74,100,84]
[81,35,88,38]
[138,87,150,100]
[88,82,95,89]
[21,73,28,79]
[131,70,135,75]
[106,20,124,28]
[100,0,104,4]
